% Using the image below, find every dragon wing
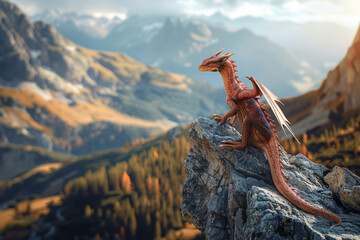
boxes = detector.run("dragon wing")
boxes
[253,78,300,143]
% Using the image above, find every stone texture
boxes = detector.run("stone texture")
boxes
[181,117,360,240]
[324,166,360,212]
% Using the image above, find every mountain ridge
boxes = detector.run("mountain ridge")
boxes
[32,9,330,97]
[104,16,321,96]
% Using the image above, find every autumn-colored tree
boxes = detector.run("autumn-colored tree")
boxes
[56,133,193,239]
[302,132,308,144]
[129,208,137,236]
[97,208,103,219]
[154,177,160,196]
[147,176,153,194]
[155,211,162,238]
[290,139,297,155]
[121,171,132,193]
[26,201,31,215]
[301,144,308,156]
[85,205,93,218]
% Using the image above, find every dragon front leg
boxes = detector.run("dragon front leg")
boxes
[230,115,237,126]
[236,76,262,100]
[214,98,238,126]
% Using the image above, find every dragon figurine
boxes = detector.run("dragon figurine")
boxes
[198,49,341,228]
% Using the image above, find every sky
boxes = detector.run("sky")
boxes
[8,0,360,29]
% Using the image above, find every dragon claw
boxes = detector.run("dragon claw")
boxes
[213,114,223,122]
[220,144,236,149]
[246,76,255,81]
[219,139,248,151]
[221,140,239,144]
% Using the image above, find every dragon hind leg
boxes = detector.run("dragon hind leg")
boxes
[220,140,248,152]
[220,118,251,153]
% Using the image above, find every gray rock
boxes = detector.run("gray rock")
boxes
[324,166,360,212]
[181,117,360,240]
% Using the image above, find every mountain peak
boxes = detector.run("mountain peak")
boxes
[318,24,360,112]
[353,25,360,45]
[209,11,229,21]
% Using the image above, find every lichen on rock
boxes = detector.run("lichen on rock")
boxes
[181,117,360,240]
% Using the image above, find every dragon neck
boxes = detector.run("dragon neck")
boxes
[219,60,245,96]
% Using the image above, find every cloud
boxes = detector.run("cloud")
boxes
[8,0,183,16]
[7,0,360,28]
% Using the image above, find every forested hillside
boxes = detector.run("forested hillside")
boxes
[281,113,360,176]
[1,129,203,239]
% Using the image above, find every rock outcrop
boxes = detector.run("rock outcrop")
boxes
[181,117,360,240]
[283,25,360,134]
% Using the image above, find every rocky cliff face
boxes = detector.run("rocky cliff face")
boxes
[181,117,360,239]
[284,25,360,134]
[318,25,360,113]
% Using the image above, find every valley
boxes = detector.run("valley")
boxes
[0,0,359,239]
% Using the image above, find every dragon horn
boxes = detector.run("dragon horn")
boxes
[217,52,235,61]
[224,52,235,57]
[213,49,223,57]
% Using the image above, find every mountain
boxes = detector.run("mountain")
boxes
[204,13,355,73]
[104,17,321,97]
[31,9,123,39]
[0,1,227,155]
[31,9,124,50]
[104,15,167,52]
[32,9,355,97]
[281,25,360,134]
[33,11,322,97]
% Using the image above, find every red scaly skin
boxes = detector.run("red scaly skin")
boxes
[198,49,341,228]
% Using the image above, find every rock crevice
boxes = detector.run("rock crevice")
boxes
[181,117,360,239]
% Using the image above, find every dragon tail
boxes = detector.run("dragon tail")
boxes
[255,97,341,227]
[263,135,341,228]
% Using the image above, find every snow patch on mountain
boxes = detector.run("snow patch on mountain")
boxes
[65,45,76,52]
[19,82,54,101]
[142,22,163,32]
[39,67,83,94]
[30,50,42,59]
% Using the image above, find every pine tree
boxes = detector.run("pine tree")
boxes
[155,211,161,238]
[26,201,31,215]
[85,205,93,218]
[129,208,137,237]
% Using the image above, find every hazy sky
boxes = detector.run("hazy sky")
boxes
[8,0,360,29]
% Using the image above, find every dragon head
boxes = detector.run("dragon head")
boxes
[198,49,234,72]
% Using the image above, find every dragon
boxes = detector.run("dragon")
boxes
[198,49,341,228]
